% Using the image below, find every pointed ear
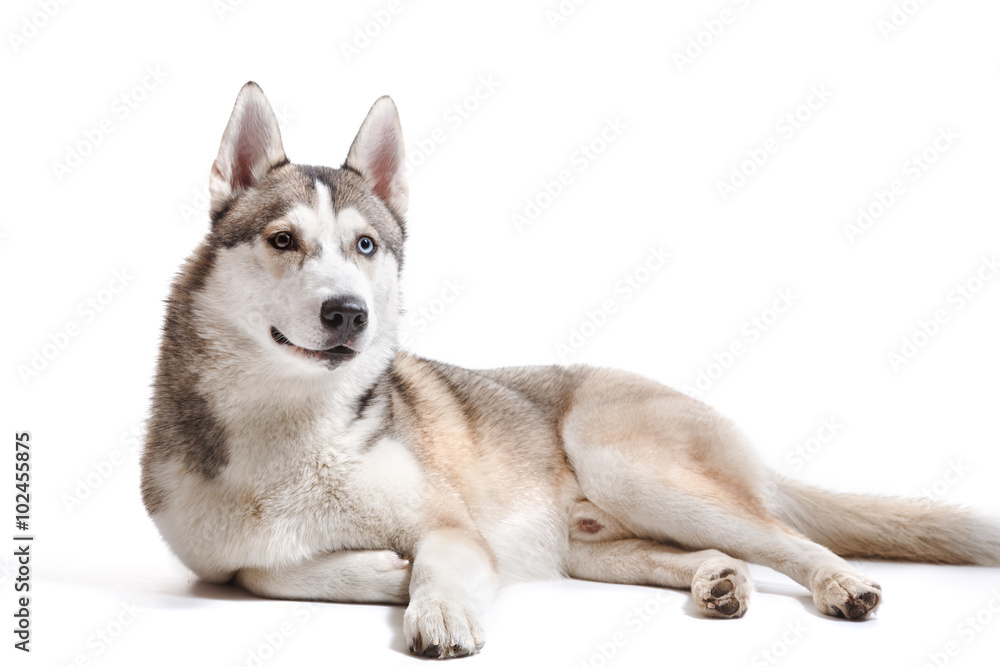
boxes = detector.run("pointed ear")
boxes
[344,96,407,216]
[210,81,287,217]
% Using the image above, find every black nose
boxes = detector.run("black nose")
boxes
[321,296,368,337]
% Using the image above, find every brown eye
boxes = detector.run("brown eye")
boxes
[269,231,295,250]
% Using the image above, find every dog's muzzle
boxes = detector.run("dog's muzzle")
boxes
[269,296,368,369]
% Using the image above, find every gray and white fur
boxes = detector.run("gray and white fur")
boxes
[141,82,1000,659]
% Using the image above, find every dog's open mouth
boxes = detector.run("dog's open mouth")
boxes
[270,326,357,365]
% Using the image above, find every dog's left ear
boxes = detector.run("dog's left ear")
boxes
[344,96,408,216]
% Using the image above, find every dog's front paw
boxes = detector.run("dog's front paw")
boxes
[404,592,485,659]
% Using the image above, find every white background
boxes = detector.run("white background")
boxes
[3,0,1000,665]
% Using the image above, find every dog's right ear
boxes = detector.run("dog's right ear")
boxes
[209,81,287,219]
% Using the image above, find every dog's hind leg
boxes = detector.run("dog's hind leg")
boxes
[563,370,882,620]
[565,516,753,619]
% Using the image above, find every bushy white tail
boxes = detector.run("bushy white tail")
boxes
[771,476,1000,565]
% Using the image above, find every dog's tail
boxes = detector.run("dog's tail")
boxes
[770,475,1000,565]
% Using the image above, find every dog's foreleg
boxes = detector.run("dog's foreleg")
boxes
[235,550,411,604]
[403,528,499,659]
[567,539,753,618]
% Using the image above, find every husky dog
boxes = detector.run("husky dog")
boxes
[142,82,1000,658]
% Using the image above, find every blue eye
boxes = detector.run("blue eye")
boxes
[357,235,376,256]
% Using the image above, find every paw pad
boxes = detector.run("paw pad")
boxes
[694,559,752,619]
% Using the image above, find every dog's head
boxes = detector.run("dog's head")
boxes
[197,82,407,376]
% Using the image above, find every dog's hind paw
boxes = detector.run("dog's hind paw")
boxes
[812,569,881,620]
[692,557,753,619]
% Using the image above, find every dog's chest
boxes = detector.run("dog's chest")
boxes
[202,425,426,569]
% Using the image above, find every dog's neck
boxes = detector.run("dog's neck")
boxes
[205,338,396,430]
[180,302,399,443]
